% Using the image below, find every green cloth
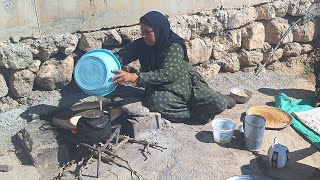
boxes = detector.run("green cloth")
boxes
[275,92,320,150]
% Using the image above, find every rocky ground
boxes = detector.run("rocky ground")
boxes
[0,67,320,180]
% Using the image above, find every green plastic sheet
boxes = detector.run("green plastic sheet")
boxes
[275,92,320,150]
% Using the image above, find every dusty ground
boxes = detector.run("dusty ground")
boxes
[1,69,320,180]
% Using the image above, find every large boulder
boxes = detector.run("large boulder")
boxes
[36,36,59,61]
[56,34,79,55]
[0,43,33,69]
[9,69,35,98]
[35,55,74,90]
[255,3,276,20]
[226,7,257,29]
[212,30,242,59]
[0,96,19,113]
[17,120,61,179]
[172,26,192,41]
[78,31,104,52]
[103,29,122,46]
[242,22,265,50]
[169,15,189,29]
[169,15,193,40]
[238,50,264,67]
[186,37,213,65]
[195,62,221,80]
[220,53,240,73]
[283,54,309,68]
[28,59,42,73]
[19,39,40,56]
[292,21,317,43]
[118,25,141,42]
[211,9,229,30]
[301,44,314,54]
[283,42,302,57]
[273,0,288,17]
[287,0,314,16]
[264,18,293,45]
[260,42,283,64]
[0,74,8,98]
[262,48,284,65]
[184,15,212,37]
[0,109,26,149]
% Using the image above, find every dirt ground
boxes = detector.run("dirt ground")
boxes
[1,69,320,180]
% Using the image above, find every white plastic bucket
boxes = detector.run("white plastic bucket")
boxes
[211,118,236,144]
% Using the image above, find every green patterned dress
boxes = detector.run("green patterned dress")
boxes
[115,40,226,122]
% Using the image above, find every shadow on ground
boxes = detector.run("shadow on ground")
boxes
[258,88,314,99]
[241,145,320,180]
[195,129,246,150]
[19,85,145,121]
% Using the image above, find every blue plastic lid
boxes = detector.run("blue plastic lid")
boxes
[74,49,121,96]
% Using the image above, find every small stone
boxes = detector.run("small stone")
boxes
[162,119,173,129]
[0,165,13,172]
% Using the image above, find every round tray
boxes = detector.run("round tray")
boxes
[246,106,293,130]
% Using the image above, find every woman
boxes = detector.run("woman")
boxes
[112,11,227,123]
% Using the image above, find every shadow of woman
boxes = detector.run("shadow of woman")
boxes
[258,88,314,99]
[240,146,320,180]
[20,84,145,121]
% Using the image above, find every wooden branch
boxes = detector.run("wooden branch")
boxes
[53,160,75,180]
[75,135,166,180]
[80,143,127,162]
[100,153,146,180]
[119,135,167,150]
[75,150,95,179]
[113,137,130,152]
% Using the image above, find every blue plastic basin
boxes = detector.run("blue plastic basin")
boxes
[74,49,121,96]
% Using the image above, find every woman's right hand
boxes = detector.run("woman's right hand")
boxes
[112,69,138,84]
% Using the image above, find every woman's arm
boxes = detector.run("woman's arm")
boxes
[114,38,145,66]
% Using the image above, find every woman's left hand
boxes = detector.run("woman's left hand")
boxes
[112,69,138,84]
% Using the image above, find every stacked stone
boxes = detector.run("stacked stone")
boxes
[170,0,318,76]
[0,0,318,108]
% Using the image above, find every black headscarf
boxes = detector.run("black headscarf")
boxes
[139,11,188,71]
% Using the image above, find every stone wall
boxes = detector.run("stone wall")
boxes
[0,0,319,112]
[0,0,272,42]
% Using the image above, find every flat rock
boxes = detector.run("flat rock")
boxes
[16,120,61,180]
[0,164,12,172]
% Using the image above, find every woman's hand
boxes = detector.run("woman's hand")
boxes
[315,101,320,107]
[112,69,138,84]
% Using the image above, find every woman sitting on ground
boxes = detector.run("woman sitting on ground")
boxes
[112,11,227,123]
